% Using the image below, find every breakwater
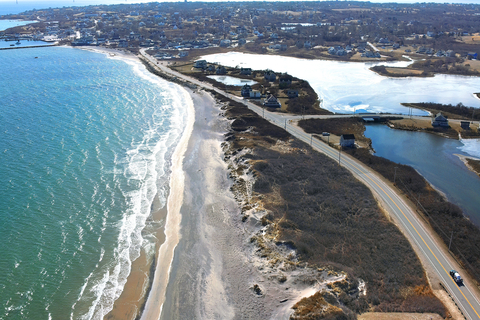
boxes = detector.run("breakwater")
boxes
[0,43,57,50]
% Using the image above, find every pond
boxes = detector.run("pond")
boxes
[207,75,257,86]
[202,52,480,115]
[365,124,480,225]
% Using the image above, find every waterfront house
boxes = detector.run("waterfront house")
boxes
[432,113,449,127]
[216,66,227,75]
[340,134,355,148]
[194,60,207,69]
[263,95,281,108]
[240,67,252,75]
[241,84,252,97]
[461,121,471,130]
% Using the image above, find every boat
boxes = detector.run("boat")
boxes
[10,44,14,46]
[15,40,21,45]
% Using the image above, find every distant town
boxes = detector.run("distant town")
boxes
[2,1,480,73]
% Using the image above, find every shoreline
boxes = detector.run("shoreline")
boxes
[139,76,196,319]
[78,46,480,318]
[454,153,480,177]
[75,45,196,320]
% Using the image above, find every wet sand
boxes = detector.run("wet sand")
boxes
[105,196,167,320]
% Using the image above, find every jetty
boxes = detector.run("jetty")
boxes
[0,44,58,50]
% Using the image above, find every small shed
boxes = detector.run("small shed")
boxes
[249,91,261,99]
[461,121,471,130]
[340,134,355,148]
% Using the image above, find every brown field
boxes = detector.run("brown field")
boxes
[459,33,480,44]
[297,117,374,148]
[219,96,446,317]
[385,67,424,75]
[359,312,443,320]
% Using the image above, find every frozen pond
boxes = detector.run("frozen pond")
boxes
[207,75,257,86]
[202,52,480,115]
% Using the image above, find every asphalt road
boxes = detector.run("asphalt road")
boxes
[140,49,480,319]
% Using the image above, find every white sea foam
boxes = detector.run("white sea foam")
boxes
[140,80,195,320]
[69,49,189,320]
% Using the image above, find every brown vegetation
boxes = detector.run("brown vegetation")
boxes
[176,63,332,115]
[346,148,480,290]
[219,93,446,317]
[402,102,480,121]
[371,65,431,77]
[466,159,480,177]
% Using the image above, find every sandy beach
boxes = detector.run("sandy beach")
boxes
[93,46,324,318]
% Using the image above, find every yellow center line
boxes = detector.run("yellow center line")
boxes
[340,154,480,318]
[299,132,479,317]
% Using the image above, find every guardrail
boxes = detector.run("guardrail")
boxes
[440,282,467,319]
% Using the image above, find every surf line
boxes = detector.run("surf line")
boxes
[140,86,195,320]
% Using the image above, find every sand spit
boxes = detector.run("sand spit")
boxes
[454,153,480,177]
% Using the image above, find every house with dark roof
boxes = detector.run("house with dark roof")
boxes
[240,67,252,75]
[241,84,252,97]
[264,70,276,82]
[340,134,355,148]
[287,89,298,98]
[263,94,281,108]
[461,121,471,130]
[216,66,227,75]
[431,113,449,127]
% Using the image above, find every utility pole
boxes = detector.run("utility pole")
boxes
[394,166,398,185]
[449,231,453,251]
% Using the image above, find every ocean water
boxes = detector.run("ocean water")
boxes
[0,46,188,319]
[0,19,37,31]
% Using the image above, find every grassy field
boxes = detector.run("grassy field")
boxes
[216,92,446,318]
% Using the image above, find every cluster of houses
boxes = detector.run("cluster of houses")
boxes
[4,1,479,64]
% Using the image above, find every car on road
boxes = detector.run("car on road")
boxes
[322,132,330,136]
[450,270,463,284]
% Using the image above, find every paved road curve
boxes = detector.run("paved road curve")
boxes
[139,49,480,319]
